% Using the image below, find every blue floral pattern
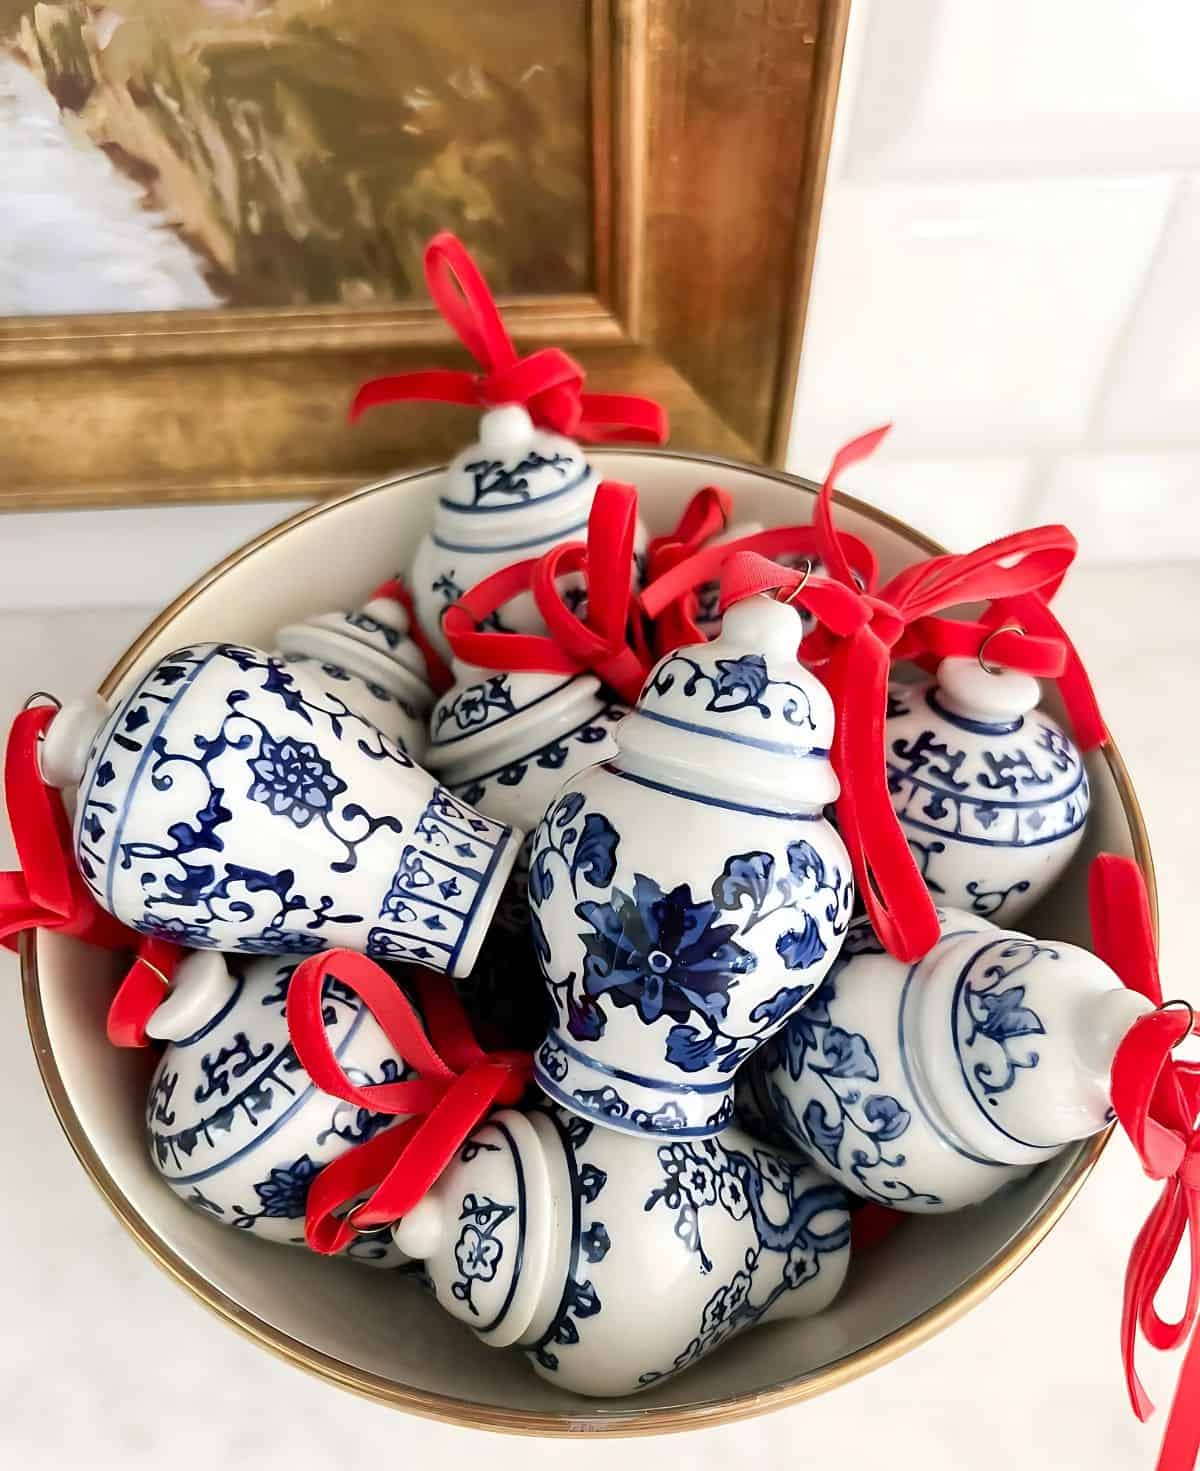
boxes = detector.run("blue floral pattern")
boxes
[955,938,1053,1106]
[247,735,346,827]
[647,650,818,730]
[638,1133,849,1384]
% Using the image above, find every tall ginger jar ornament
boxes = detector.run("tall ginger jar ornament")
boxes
[389,1104,851,1396]
[38,643,518,971]
[146,951,409,1263]
[886,655,1089,923]
[754,908,1150,1211]
[528,593,855,1137]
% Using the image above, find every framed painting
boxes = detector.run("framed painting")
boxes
[0,0,849,510]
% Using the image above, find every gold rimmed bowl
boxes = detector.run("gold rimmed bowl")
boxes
[21,451,1153,1435]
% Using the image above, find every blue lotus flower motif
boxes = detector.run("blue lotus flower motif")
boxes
[576,874,754,1029]
[132,915,212,946]
[247,736,346,828]
[455,1224,503,1281]
[251,1154,322,1218]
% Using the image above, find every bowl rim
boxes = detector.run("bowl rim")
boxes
[21,448,1157,1436]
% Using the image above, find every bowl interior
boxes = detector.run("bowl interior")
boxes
[25,451,1148,1433]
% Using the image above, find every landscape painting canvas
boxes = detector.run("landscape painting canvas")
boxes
[0,0,593,315]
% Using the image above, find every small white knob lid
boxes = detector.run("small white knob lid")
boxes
[936,656,1041,723]
[391,1195,443,1260]
[478,404,535,458]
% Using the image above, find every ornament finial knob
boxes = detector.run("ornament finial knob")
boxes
[145,951,238,1043]
[936,655,1041,723]
[391,1194,444,1260]
[478,403,535,457]
[38,694,110,790]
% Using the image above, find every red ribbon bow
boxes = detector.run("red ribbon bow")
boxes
[367,576,453,696]
[1093,854,1200,1471]
[285,950,532,1255]
[0,704,131,954]
[440,479,651,705]
[349,233,668,444]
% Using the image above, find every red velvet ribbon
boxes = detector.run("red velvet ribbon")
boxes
[0,705,131,954]
[349,233,668,444]
[368,576,453,696]
[1093,854,1200,1471]
[285,951,532,1254]
[641,486,734,654]
[106,938,183,1048]
[715,532,1073,960]
[440,479,651,705]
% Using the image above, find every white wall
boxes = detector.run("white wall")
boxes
[786,0,1200,560]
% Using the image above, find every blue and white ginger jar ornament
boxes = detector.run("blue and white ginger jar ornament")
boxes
[39,644,518,972]
[408,404,644,662]
[754,909,1150,1211]
[276,582,435,760]
[528,592,855,1138]
[390,1104,850,1396]
[886,656,1089,923]
[145,950,410,1264]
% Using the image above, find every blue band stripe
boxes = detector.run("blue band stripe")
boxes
[432,516,589,556]
[887,762,1087,812]
[546,1029,730,1093]
[638,706,829,758]
[606,764,820,821]
[534,1070,727,1141]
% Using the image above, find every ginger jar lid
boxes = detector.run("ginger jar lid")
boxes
[424,661,613,782]
[616,594,840,808]
[440,405,595,522]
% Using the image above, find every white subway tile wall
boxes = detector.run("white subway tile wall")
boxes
[787,0,1200,559]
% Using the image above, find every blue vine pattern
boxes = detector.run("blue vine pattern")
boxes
[763,969,943,1208]
[647,650,818,731]
[955,939,1053,1107]
[463,450,574,505]
[529,1112,609,1374]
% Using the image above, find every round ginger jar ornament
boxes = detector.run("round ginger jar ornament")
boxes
[389,1103,851,1397]
[753,908,1150,1212]
[38,643,519,971]
[527,592,855,1138]
[886,655,1090,923]
[146,950,410,1263]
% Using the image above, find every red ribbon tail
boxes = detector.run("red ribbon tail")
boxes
[813,425,893,587]
[348,370,483,424]
[368,576,454,695]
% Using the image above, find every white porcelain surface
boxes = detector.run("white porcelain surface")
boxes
[529,596,853,1137]
[2,467,1176,1456]
[757,910,1150,1212]
[886,659,1089,924]
[394,1105,849,1397]
[146,951,408,1264]
[0,558,1188,1459]
[57,642,518,973]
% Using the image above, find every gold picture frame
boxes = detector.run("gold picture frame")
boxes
[0,0,850,511]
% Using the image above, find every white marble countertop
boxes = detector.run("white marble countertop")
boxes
[1,566,1196,1471]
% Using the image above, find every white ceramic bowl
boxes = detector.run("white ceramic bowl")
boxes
[21,451,1154,1435]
